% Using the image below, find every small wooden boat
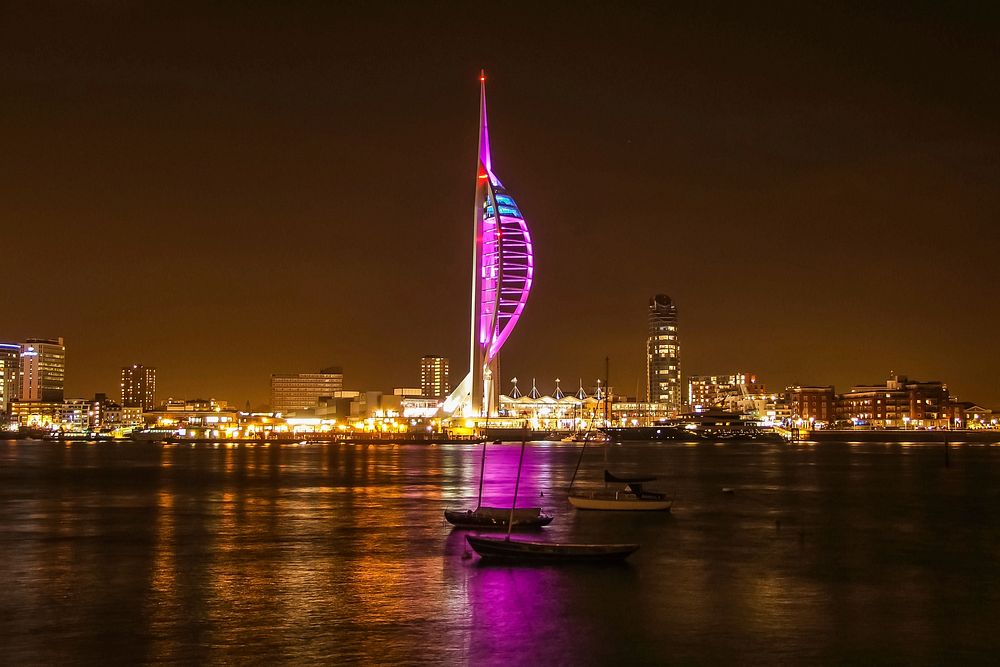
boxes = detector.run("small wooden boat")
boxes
[466,535,638,562]
[567,470,673,511]
[444,506,553,529]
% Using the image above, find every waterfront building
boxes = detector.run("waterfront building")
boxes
[442,72,534,417]
[59,398,93,430]
[786,385,836,424]
[647,295,681,413]
[400,396,441,418]
[956,403,994,429]
[89,392,143,429]
[772,397,793,423]
[11,400,61,427]
[121,364,157,411]
[720,391,784,424]
[161,397,230,412]
[349,391,385,418]
[99,403,143,428]
[836,375,956,428]
[688,372,763,410]
[270,367,344,414]
[0,343,19,413]
[146,401,241,435]
[420,356,450,399]
[19,338,65,402]
[611,398,673,425]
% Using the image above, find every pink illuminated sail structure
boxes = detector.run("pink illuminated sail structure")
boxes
[442,71,534,417]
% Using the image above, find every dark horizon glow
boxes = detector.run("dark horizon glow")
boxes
[1,4,998,408]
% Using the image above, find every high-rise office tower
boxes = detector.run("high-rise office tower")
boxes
[0,343,19,413]
[121,364,157,411]
[647,295,681,412]
[19,337,66,402]
[420,355,450,399]
[270,366,344,414]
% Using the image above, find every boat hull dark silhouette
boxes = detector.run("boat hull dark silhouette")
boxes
[444,507,553,529]
[466,535,639,562]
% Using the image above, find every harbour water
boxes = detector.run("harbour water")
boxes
[1,437,999,664]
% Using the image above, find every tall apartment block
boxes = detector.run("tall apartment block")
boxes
[121,364,157,411]
[420,355,450,399]
[646,295,681,412]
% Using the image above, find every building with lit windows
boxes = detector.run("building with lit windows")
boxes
[420,355,450,399]
[836,375,958,428]
[786,385,835,423]
[0,343,19,414]
[688,372,763,409]
[647,295,681,413]
[121,364,157,411]
[270,367,344,414]
[19,338,65,402]
[10,400,62,427]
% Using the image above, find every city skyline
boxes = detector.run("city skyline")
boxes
[3,4,997,408]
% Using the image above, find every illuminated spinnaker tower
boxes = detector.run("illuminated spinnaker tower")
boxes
[442,71,534,417]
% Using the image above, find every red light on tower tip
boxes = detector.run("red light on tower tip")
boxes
[480,69,486,82]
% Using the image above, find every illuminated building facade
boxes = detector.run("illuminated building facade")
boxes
[836,375,957,428]
[121,364,157,411]
[647,295,681,412]
[0,343,19,414]
[420,355,450,399]
[11,400,61,427]
[19,337,65,402]
[270,366,344,414]
[786,385,835,423]
[443,71,534,417]
[688,372,763,409]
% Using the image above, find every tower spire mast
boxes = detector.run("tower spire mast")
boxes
[478,69,491,172]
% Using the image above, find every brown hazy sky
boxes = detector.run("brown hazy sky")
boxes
[2,2,998,408]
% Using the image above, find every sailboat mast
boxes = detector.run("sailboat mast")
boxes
[604,356,610,426]
[506,421,528,540]
[475,438,487,510]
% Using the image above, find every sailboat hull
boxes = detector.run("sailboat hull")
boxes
[444,507,553,529]
[567,494,672,511]
[465,535,639,562]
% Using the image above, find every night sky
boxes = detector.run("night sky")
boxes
[3,2,998,409]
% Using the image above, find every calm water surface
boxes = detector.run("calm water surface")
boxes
[1,438,999,664]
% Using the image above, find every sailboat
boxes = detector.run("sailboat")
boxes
[465,424,639,563]
[444,438,552,529]
[567,469,673,511]
[565,359,672,511]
